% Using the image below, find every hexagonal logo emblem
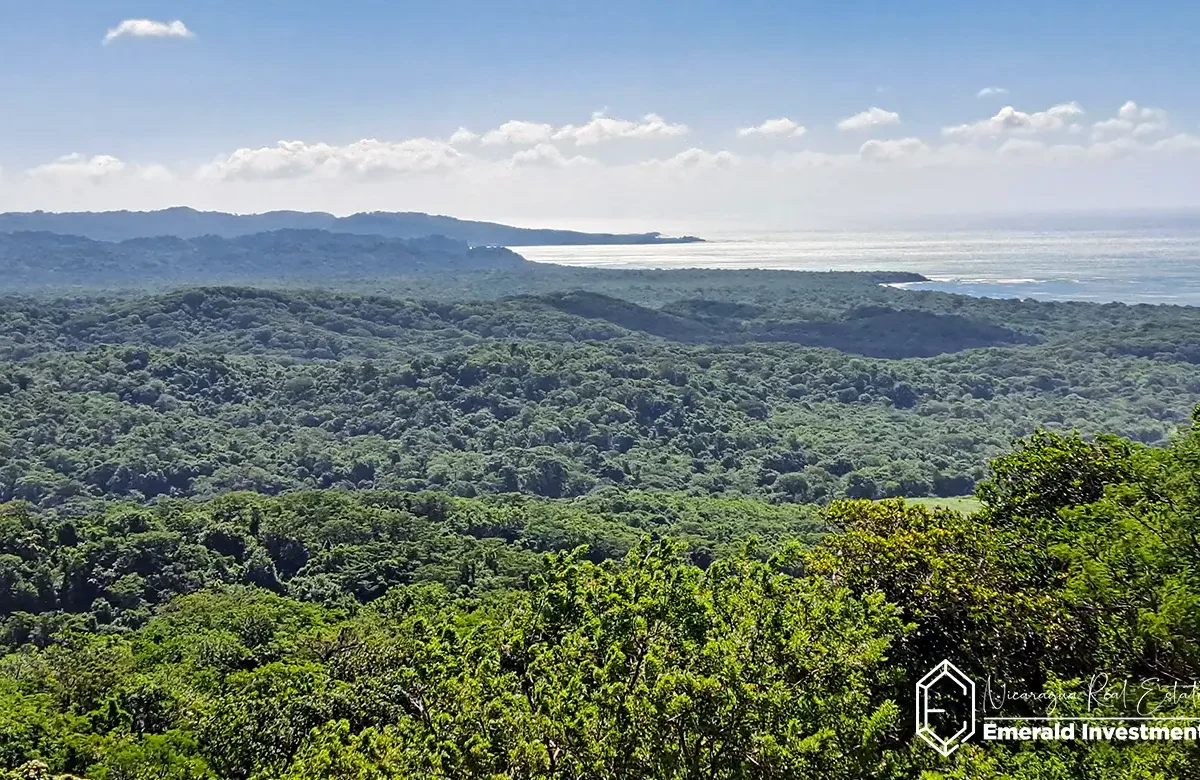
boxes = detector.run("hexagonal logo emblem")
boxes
[916,660,976,756]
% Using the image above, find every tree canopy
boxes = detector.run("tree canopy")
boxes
[1,257,1199,777]
[2,415,1200,777]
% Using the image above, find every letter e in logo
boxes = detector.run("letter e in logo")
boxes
[916,660,976,756]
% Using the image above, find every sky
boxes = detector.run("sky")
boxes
[2,1,1199,229]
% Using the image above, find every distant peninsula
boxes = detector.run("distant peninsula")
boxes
[0,229,527,289]
[0,207,705,247]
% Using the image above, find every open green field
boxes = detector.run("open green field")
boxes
[904,495,983,513]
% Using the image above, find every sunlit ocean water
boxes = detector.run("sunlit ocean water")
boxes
[516,228,1200,306]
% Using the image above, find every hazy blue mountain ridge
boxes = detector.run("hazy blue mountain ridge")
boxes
[0,207,704,245]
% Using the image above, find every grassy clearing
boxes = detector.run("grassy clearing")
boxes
[904,496,983,514]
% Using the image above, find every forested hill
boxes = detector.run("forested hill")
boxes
[0,285,1035,359]
[0,207,703,245]
[2,280,1199,511]
[0,230,526,289]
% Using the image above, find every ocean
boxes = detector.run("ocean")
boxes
[516,226,1200,306]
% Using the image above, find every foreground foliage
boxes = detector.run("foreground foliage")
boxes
[1,411,1199,778]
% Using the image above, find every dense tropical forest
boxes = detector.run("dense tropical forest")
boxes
[1,272,1198,512]
[0,231,530,289]
[2,415,1200,778]
[2,216,1200,777]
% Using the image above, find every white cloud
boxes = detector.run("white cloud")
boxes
[137,164,177,183]
[837,107,900,132]
[859,137,928,162]
[473,112,688,148]
[1087,137,1145,160]
[990,134,1197,165]
[27,153,128,180]
[1154,133,1200,154]
[942,102,1084,140]
[448,127,478,145]
[993,139,1087,165]
[1119,100,1163,123]
[736,118,807,138]
[510,144,594,168]
[770,150,852,170]
[14,99,1200,219]
[647,148,738,170]
[552,112,688,145]
[1091,101,1168,141]
[197,138,465,181]
[480,121,554,146]
[977,86,1009,98]
[996,138,1048,156]
[104,19,194,44]
[1090,118,1130,139]
[982,138,1091,166]
[25,154,178,183]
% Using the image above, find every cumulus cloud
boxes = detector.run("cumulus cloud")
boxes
[859,137,928,163]
[480,121,554,146]
[1087,137,1145,160]
[1119,100,1160,122]
[770,150,852,170]
[736,118,807,138]
[510,144,594,168]
[942,102,1084,140]
[104,19,193,44]
[197,138,465,181]
[25,154,178,184]
[837,107,900,132]
[552,112,688,145]
[996,138,1048,156]
[646,148,738,170]
[1154,133,1200,154]
[977,86,1009,98]
[135,164,177,183]
[1090,118,1132,140]
[448,127,478,145]
[16,97,1200,220]
[990,133,1198,166]
[27,153,128,180]
[473,112,688,148]
[1091,101,1168,141]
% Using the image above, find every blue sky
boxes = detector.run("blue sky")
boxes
[2,2,1199,225]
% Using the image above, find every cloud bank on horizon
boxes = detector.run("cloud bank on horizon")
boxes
[31,100,1193,184]
[4,10,1200,226]
[8,97,1200,224]
[9,99,1200,216]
